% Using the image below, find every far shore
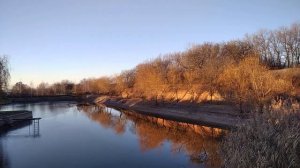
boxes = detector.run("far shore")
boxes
[95,96,244,129]
[1,95,84,105]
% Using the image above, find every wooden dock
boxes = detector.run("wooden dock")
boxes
[0,110,33,127]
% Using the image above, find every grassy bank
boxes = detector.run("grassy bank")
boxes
[222,110,300,167]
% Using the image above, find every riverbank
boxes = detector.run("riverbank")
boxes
[95,96,243,129]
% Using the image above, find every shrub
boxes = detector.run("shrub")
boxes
[218,56,292,113]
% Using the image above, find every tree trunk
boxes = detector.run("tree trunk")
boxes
[155,95,158,106]
[239,98,243,113]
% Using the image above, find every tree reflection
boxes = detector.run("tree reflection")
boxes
[78,105,223,167]
[78,106,127,135]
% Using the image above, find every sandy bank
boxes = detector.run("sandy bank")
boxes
[95,96,243,129]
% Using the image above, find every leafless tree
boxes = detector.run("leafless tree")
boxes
[0,56,10,95]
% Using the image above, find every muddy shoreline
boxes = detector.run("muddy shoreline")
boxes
[95,96,243,129]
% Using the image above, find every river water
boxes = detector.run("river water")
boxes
[0,102,222,168]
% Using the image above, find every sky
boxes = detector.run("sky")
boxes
[0,0,300,86]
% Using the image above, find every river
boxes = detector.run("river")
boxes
[0,102,222,168]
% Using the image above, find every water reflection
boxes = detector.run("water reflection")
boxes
[78,105,223,167]
[0,120,38,168]
[79,106,127,135]
[0,102,223,168]
[0,134,9,168]
[0,102,76,118]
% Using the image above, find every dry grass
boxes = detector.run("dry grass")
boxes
[221,110,300,168]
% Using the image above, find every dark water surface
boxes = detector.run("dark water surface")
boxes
[0,102,222,168]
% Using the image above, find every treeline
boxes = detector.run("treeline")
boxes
[10,23,300,112]
[10,81,75,96]
[10,78,115,96]
[248,23,300,68]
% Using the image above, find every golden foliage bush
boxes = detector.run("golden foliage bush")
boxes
[218,56,292,112]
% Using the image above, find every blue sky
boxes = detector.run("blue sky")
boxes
[0,0,299,86]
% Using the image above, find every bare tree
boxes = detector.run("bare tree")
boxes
[0,56,10,95]
[36,82,49,96]
[219,56,291,112]
[11,82,27,96]
[115,69,135,98]
[134,58,170,104]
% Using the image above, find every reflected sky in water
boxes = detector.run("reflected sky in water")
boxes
[0,102,221,168]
